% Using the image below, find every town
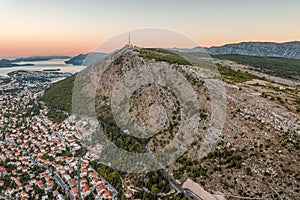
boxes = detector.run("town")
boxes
[0,71,119,199]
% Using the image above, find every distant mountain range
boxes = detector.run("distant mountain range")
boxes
[65,52,107,66]
[64,41,300,67]
[172,41,300,59]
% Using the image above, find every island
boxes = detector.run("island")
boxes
[0,59,34,68]
[43,69,61,72]
[65,52,107,66]
[11,55,70,62]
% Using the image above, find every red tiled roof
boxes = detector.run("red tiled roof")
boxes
[45,175,51,181]
[89,171,96,177]
[81,178,87,185]
[83,186,90,192]
[126,189,132,195]
[72,187,78,196]
[0,167,6,173]
[81,160,88,165]
[98,184,105,191]
[69,178,76,186]
[105,190,112,198]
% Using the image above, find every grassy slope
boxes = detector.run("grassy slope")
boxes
[217,65,258,83]
[212,54,300,80]
[140,48,192,65]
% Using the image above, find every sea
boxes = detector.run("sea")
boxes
[0,59,85,77]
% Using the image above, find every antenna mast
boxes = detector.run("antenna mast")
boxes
[129,34,131,46]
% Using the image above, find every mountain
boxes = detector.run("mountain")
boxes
[40,46,300,199]
[208,41,300,59]
[173,41,300,59]
[65,52,107,66]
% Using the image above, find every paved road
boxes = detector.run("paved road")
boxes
[145,147,201,200]
[0,194,12,200]
[77,158,82,200]
[185,189,204,200]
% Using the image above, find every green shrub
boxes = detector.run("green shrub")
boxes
[140,49,191,65]
[213,54,300,80]
[217,66,257,83]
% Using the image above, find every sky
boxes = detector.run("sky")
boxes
[0,0,299,57]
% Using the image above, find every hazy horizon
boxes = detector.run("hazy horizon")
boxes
[1,0,299,57]
[2,40,300,59]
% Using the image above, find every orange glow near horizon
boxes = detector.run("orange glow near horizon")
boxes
[1,32,300,57]
[0,36,106,57]
[1,34,299,57]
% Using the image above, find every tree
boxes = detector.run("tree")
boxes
[151,184,159,193]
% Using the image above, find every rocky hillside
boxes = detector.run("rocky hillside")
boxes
[174,41,300,59]
[41,46,300,199]
[208,41,300,59]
